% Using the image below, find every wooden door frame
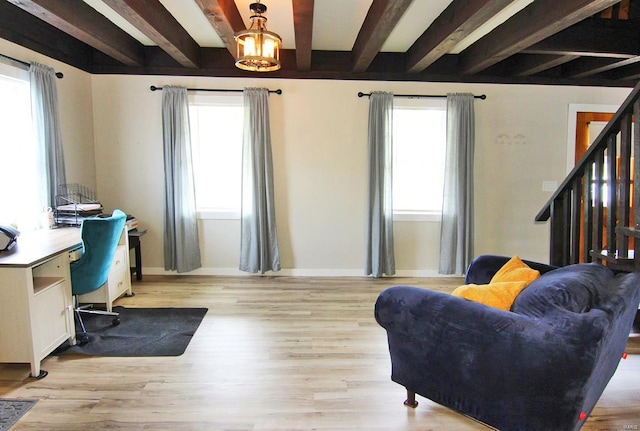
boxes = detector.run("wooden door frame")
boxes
[566,103,619,173]
[574,112,614,163]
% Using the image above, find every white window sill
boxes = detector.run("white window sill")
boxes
[197,210,241,220]
[393,211,441,222]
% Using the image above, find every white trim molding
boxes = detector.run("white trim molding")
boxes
[143,267,456,278]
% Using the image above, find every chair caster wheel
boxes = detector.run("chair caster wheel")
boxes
[78,334,90,345]
[112,316,121,326]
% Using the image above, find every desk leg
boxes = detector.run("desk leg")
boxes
[29,361,48,380]
[129,236,143,282]
[135,243,142,281]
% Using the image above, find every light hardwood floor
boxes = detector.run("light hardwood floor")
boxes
[1,275,639,430]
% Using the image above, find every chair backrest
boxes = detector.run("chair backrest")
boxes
[70,209,127,296]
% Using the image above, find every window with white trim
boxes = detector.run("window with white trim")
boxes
[0,62,42,230]
[188,93,244,219]
[393,98,447,221]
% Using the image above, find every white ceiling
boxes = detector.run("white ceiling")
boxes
[82,0,532,54]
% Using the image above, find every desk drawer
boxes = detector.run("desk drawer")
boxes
[108,265,130,300]
[110,246,127,272]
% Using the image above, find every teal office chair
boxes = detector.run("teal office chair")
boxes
[71,209,127,344]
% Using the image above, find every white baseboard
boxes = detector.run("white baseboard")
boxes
[142,267,456,278]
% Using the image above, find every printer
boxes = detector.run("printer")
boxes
[0,225,20,252]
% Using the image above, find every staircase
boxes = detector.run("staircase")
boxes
[536,81,640,271]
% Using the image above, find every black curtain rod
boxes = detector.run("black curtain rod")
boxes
[357,92,486,100]
[150,85,282,94]
[0,53,64,79]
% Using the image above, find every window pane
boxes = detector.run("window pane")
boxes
[393,105,446,213]
[0,70,40,230]
[189,99,243,214]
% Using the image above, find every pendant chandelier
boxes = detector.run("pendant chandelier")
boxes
[234,1,282,72]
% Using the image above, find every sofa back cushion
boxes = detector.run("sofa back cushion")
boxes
[512,262,614,317]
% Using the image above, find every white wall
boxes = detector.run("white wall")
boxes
[90,75,631,276]
[2,37,631,276]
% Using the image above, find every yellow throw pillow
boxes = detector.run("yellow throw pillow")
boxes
[452,281,529,311]
[451,256,541,310]
[490,255,540,284]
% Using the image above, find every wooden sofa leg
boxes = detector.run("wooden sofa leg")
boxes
[404,390,418,408]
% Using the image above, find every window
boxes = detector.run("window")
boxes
[393,99,447,221]
[189,93,244,219]
[0,63,42,230]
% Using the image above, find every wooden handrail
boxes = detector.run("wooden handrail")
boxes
[535,80,640,267]
[536,82,640,222]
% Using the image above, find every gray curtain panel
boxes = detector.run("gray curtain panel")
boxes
[29,62,66,208]
[439,93,475,275]
[161,86,202,273]
[239,88,281,274]
[365,91,395,277]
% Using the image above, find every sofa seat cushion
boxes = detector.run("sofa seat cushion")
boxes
[512,262,614,318]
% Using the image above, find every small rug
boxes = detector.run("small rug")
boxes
[55,307,207,357]
[0,399,37,431]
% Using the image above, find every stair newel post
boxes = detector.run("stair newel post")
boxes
[593,149,605,257]
[583,164,594,262]
[617,113,632,259]
[571,179,582,264]
[550,196,566,267]
[606,134,618,257]
[634,99,640,271]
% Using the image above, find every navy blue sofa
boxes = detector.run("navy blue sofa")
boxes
[375,255,640,430]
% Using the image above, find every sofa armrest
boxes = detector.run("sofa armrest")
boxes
[464,254,557,284]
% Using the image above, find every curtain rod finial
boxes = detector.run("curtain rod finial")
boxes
[55,72,63,79]
[150,85,159,91]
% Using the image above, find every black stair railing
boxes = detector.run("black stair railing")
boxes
[536,81,640,270]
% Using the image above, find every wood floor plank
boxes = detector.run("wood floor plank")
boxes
[1,275,639,430]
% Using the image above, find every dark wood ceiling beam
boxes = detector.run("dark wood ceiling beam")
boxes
[352,0,413,73]
[523,20,639,58]
[606,62,640,81]
[292,0,314,71]
[193,0,245,58]
[102,0,200,68]
[406,0,516,73]
[564,56,640,78]
[458,0,621,75]
[513,54,580,76]
[6,0,144,66]
[90,47,636,88]
[0,1,94,71]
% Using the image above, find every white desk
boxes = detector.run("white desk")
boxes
[0,227,80,379]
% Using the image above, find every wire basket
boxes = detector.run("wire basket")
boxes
[54,183,103,226]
